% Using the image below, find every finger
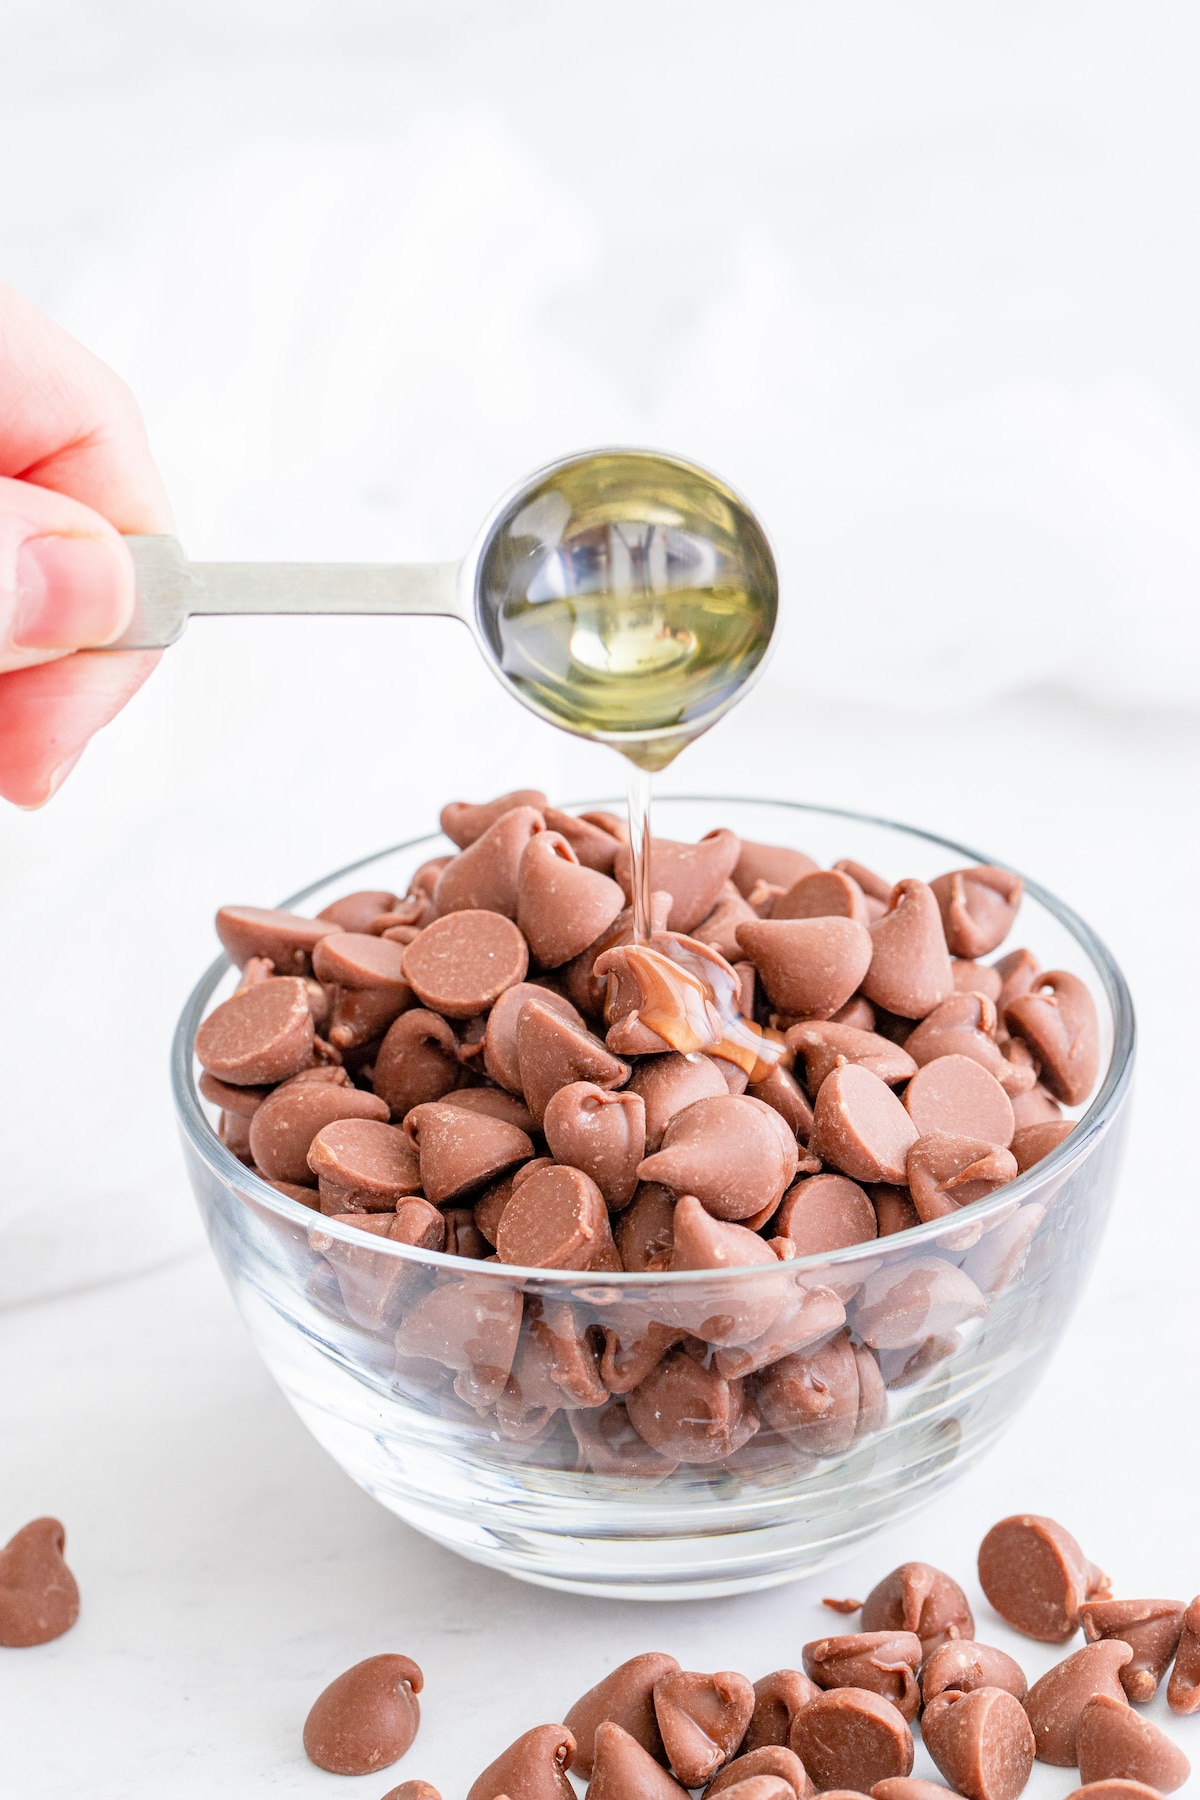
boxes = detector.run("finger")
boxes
[0,283,173,533]
[0,649,160,806]
[0,474,136,672]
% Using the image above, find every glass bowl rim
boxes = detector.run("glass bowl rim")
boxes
[172,793,1136,1286]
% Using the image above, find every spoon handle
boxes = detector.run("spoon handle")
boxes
[97,536,467,648]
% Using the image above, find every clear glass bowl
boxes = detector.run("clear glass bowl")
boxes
[172,798,1134,1599]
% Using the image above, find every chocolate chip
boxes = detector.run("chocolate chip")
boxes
[440,790,549,848]
[517,831,626,967]
[906,1134,1018,1224]
[586,1721,690,1800]
[308,1117,423,1212]
[627,1053,732,1152]
[380,1782,442,1800]
[312,929,412,995]
[393,1276,523,1409]
[195,975,316,1086]
[1004,970,1100,1106]
[787,1022,917,1093]
[788,1687,914,1792]
[494,1164,620,1271]
[801,1633,923,1722]
[746,1064,815,1144]
[734,841,819,898]
[774,1174,878,1255]
[0,1517,80,1647]
[903,1056,1015,1147]
[861,879,954,1019]
[638,1094,798,1222]
[903,994,1030,1096]
[543,807,622,873]
[627,1348,757,1465]
[920,1686,1035,1800]
[466,1722,576,1800]
[653,1667,756,1787]
[613,1181,677,1272]
[1076,1694,1191,1793]
[665,1195,782,1347]
[810,1065,919,1185]
[872,1782,960,1800]
[516,997,629,1127]
[543,1082,646,1208]
[774,869,871,924]
[930,867,1023,959]
[1063,1784,1168,1800]
[302,1653,423,1776]
[403,1101,532,1204]
[708,1744,812,1799]
[920,1641,1028,1706]
[735,917,874,1019]
[755,1331,863,1456]
[860,1561,975,1655]
[1167,1597,1200,1714]
[372,1010,462,1117]
[563,1651,681,1775]
[1011,1120,1075,1172]
[1022,1640,1134,1765]
[215,903,341,972]
[614,830,743,935]
[978,1514,1110,1642]
[318,888,400,932]
[569,1398,680,1477]
[249,1081,390,1185]
[402,910,529,1018]
[434,805,547,919]
[740,1673,821,1756]
[1079,1600,1187,1703]
[705,1778,796,1800]
[694,891,763,962]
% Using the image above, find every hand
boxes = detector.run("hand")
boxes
[0,284,173,806]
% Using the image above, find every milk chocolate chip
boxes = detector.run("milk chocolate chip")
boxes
[434,804,546,919]
[872,1783,961,1800]
[740,1672,821,1755]
[543,807,622,873]
[1064,1785,1169,1800]
[774,1175,878,1255]
[787,1023,917,1093]
[628,1348,757,1464]
[1004,971,1100,1107]
[302,1652,423,1776]
[666,1195,781,1346]
[1079,1600,1187,1703]
[774,869,871,924]
[1167,1597,1200,1714]
[495,1164,620,1271]
[810,1065,919,1184]
[308,1117,423,1211]
[614,830,742,935]
[628,1052,731,1152]
[930,867,1023,959]
[318,887,400,932]
[802,1633,923,1722]
[707,1744,812,1799]
[904,1056,1014,1148]
[978,1515,1110,1642]
[906,1134,1018,1223]
[380,1783,442,1800]
[860,1562,975,1655]
[920,1687,1035,1800]
[249,1081,390,1185]
[195,976,316,1086]
[393,1276,522,1409]
[588,1720,690,1800]
[755,1331,863,1455]
[402,910,528,1017]
[563,1652,681,1775]
[0,1518,80,1647]
[788,1688,914,1792]
[614,1182,677,1272]
[1011,1120,1074,1172]
[653,1667,756,1786]
[516,998,629,1127]
[638,1094,798,1222]
[861,880,954,1019]
[543,1082,646,1208]
[215,903,341,972]
[373,1009,463,1116]
[467,1723,576,1800]
[1022,1641,1134,1765]
[482,983,586,1093]
[518,832,625,967]
[904,994,1030,1096]
[440,790,549,848]
[403,1101,532,1204]
[1076,1695,1190,1792]
[736,917,874,1020]
[734,841,819,898]
[921,1641,1028,1705]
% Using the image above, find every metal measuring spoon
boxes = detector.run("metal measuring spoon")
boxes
[105,447,778,764]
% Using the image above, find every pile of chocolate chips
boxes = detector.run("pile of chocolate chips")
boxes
[197,788,1099,1267]
[303,1514,1199,1800]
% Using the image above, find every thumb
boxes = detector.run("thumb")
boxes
[0,474,135,674]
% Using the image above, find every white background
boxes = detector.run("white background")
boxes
[0,3,1197,1794]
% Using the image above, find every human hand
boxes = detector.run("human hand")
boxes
[0,284,172,806]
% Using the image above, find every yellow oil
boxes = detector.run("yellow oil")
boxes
[492,584,774,772]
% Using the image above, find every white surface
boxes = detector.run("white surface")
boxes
[2,3,1199,1794]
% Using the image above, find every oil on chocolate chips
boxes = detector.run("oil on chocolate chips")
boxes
[198,792,1105,1476]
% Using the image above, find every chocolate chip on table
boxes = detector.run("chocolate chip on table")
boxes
[381,1784,443,1800]
[825,1597,865,1614]
[587,1721,691,1800]
[920,1640,1029,1705]
[0,1517,80,1647]
[802,1632,923,1721]
[1079,1599,1188,1704]
[195,976,316,1086]
[739,1673,821,1755]
[788,1686,914,1791]
[860,1562,975,1656]
[1022,1639,1134,1766]
[1167,1597,1200,1714]
[920,1686,1036,1800]
[467,1723,576,1800]
[978,1514,1110,1642]
[303,1653,423,1776]
[706,1744,812,1798]
[563,1651,680,1776]
[653,1667,756,1787]
[1076,1694,1191,1793]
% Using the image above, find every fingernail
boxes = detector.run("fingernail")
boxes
[13,535,132,651]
